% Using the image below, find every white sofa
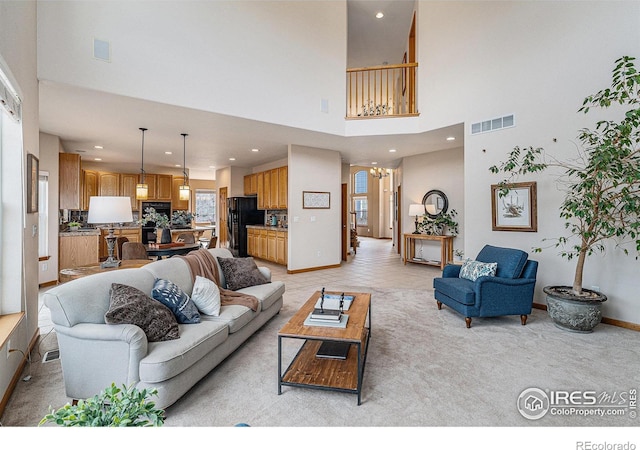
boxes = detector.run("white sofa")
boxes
[44,247,284,409]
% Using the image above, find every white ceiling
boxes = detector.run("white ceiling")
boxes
[38,1,463,180]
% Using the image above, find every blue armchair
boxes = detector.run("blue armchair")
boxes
[433,245,538,328]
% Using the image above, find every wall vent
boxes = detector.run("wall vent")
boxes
[471,114,515,135]
[93,38,111,62]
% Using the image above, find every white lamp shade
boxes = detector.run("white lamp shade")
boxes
[87,196,133,224]
[408,203,424,217]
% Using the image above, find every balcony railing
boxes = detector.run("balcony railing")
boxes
[346,62,418,119]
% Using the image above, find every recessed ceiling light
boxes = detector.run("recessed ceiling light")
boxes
[389,149,396,153]
[94,158,102,161]
[229,157,236,161]
[371,161,378,165]
[175,164,181,167]
[446,136,456,141]
[94,145,103,149]
[376,12,384,19]
[165,151,172,155]
[251,148,260,152]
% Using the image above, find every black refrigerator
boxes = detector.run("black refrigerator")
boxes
[226,197,264,257]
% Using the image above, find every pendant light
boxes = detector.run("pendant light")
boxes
[179,133,190,201]
[136,127,149,200]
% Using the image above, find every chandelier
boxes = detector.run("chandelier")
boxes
[370,167,390,179]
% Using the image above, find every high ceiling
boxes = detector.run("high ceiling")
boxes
[38,1,463,180]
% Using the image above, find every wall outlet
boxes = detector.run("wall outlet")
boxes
[42,262,48,271]
[317,251,321,257]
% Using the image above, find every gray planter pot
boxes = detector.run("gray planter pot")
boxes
[544,286,607,333]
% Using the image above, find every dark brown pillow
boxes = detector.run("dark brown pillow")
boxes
[217,257,268,291]
[105,283,180,342]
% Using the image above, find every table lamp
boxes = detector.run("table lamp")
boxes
[88,196,134,268]
[408,203,424,234]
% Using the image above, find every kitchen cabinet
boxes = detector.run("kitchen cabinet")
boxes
[278,166,288,209]
[82,169,99,210]
[59,153,82,210]
[244,173,258,196]
[255,166,288,210]
[263,170,272,209]
[247,227,286,265]
[98,172,120,196]
[267,230,277,261]
[258,229,268,260]
[269,169,279,209]
[120,173,139,210]
[276,231,287,265]
[257,172,265,209]
[172,176,189,210]
[59,233,100,272]
[156,174,173,201]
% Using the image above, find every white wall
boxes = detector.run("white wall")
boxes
[37,0,348,136]
[418,1,640,323]
[288,144,342,271]
[401,147,464,260]
[38,132,61,285]
[0,0,39,410]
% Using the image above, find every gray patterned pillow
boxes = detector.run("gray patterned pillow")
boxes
[217,256,268,291]
[151,278,201,324]
[459,259,497,282]
[105,283,180,342]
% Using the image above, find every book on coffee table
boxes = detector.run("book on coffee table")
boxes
[303,313,349,328]
[315,341,351,360]
[310,308,341,321]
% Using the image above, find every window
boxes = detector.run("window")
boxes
[354,170,368,194]
[38,172,49,258]
[195,189,216,223]
[353,196,368,226]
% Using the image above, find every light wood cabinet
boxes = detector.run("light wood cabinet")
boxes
[263,170,272,209]
[98,172,120,196]
[267,230,277,261]
[172,176,189,210]
[156,174,173,201]
[269,168,279,209]
[120,174,139,210]
[276,231,287,265]
[278,166,288,209]
[247,228,257,256]
[244,173,258,196]
[257,172,265,209]
[258,229,268,260]
[143,174,156,200]
[247,227,286,265]
[82,169,99,210]
[59,153,82,210]
[59,234,99,272]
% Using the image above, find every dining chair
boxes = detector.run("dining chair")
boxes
[116,236,129,260]
[176,232,196,244]
[121,242,149,260]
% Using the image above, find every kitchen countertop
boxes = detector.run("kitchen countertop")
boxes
[59,225,140,236]
[246,225,288,232]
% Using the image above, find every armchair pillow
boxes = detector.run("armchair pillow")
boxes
[105,283,180,342]
[459,259,497,282]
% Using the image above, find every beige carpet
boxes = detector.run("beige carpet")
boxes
[3,285,639,431]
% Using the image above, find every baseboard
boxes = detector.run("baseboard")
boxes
[287,263,341,274]
[532,302,639,331]
[0,328,40,420]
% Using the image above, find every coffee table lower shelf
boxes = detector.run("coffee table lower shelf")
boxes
[278,330,370,405]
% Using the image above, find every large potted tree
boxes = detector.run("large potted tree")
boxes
[489,56,640,332]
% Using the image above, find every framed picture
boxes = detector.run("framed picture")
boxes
[27,153,39,213]
[491,181,537,232]
[303,191,330,209]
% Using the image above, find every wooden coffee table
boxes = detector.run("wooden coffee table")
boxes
[277,290,371,405]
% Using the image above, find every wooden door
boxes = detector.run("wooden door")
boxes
[218,187,228,249]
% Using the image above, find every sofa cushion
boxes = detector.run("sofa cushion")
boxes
[476,245,528,279]
[139,320,229,383]
[217,256,268,291]
[151,278,201,324]
[237,280,285,312]
[200,304,258,333]
[433,277,476,306]
[191,275,221,316]
[459,259,497,282]
[105,283,180,342]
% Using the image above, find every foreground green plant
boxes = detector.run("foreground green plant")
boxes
[490,56,640,297]
[39,383,165,427]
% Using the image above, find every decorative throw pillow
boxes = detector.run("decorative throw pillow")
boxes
[217,256,268,291]
[105,283,180,342]
[191,275,221,316]
[151,278,201,324]
[459,259,498,282]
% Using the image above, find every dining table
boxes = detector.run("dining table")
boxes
[144,242,202,260]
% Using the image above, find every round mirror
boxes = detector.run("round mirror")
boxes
[422,190,448,219]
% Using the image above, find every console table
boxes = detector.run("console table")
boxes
[403,233,454,270]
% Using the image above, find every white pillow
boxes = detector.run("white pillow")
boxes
[191,276,221,316]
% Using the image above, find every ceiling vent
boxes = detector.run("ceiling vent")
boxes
[471,114,515,135]
[93,38,111,62]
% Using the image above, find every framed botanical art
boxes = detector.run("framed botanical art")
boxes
[27,153,39,213]
[491,181,537,232]
[302,191,330,209]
